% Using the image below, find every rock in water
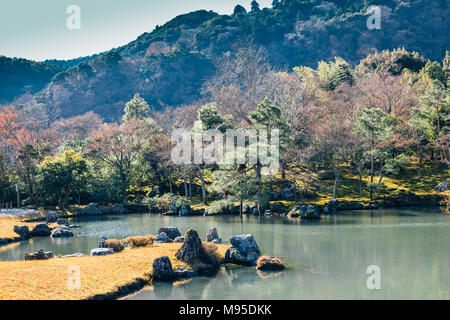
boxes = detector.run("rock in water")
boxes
[173,266,198,279]
[435,181,449,192]
[13,225,31,239]
[206,226,219,242]
[112,204,126,214]
[157,226,181,240]
[301,205,321,220]
[25,249,53,260]
[82,203,103,215]
[51,225,74,238]
[225,234,261,266]
[256,256,286,271]
[152,256,174,281]
[46,211,59,223]
[173,236,184,243]
[90,248,114,256]
[98,237,107,248]
[155,232,172,243]
[179,205,189,216]
[176,228,203,262]
[31,223,51,237]
[57,218,69,226]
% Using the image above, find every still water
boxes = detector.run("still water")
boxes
[1,207,449,299]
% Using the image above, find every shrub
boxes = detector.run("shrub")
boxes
[205,199,237,215]
[175,197,191,208]
[201,243,223,266]
[256,256,286,271]
[122,235,155,248]
[104,239,124,252]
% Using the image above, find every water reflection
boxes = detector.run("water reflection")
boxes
[1,207,449,299]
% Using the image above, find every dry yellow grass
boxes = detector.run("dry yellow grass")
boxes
[0,216,56,239]
[0,243,230,300]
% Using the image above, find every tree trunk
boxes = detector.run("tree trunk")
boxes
[199,169,207,204]
[417,156,422,180]
[358,166,363,197]
[377,160,384,194]
[188,176,192,200]
[332,161,340,200]
[369,153,374,201]
[183,175,188,198]
[281,167,286,180]
[293,176,298,202]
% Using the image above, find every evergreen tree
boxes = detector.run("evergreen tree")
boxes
[251,0,261,12]
[233,4,247,15]
[123,93,150,122]
[354,108,393,201]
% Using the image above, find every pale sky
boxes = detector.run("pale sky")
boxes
[0,0,272,61]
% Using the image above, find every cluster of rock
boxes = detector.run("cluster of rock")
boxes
[12,213,76,246]
[74,202,148,216]
[288,204,321,219]
[25,249,53,261]
[155,226,181,243]
[90,236,123,256]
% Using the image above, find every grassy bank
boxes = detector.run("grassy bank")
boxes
[0,215,55,240]
[0,243,229,300]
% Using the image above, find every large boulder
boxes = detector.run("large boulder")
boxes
[51,225,74,238]
[13,225,31,239]
[31,223,51,237]
[112,204,126,214]
[157,226,181,240]
[435,181,449,192]
[152,256,174,281]
[173,266,198,279]
[155,232,172,243]
[82,203,103,215]
[90,248,114,256]
[179,205,189,216]
[288,205,305,218]
[169,199,179,214]
[206,226,221,243]
[300,205,321,220]
[225,234,261,266]
[46,211,59,223]
[25,249,53,261]
[175,228,203,262]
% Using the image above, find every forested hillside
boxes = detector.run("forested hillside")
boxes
[5,0,447,121]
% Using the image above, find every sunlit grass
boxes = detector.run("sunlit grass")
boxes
[0,243,229,300]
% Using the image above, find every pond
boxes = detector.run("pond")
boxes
[1,207,449,299]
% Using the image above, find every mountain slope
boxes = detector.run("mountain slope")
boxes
[13,1,450,121]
